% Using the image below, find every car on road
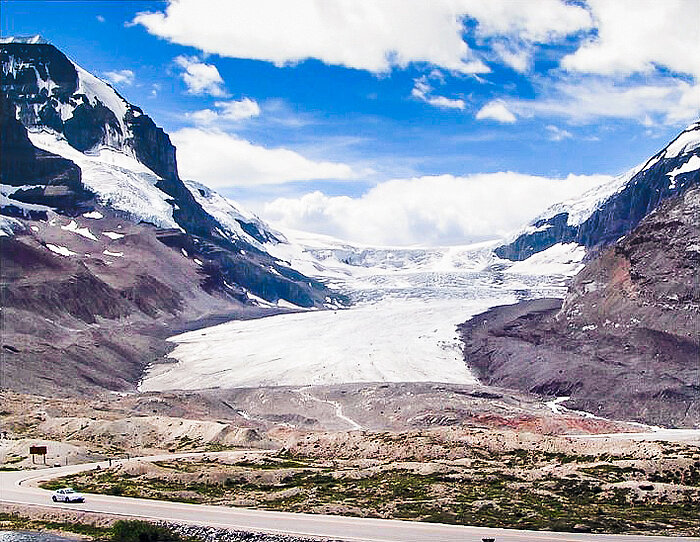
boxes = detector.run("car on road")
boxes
[52,487,85,503]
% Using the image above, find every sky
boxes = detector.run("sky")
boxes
[2,0,699,245]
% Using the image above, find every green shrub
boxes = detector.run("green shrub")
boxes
[110,520,183,541]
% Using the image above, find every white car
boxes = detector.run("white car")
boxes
[52,487,85,503]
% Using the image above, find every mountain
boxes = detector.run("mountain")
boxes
[496,122,700,260]
[0,38,341,395]
[460,183,700,427]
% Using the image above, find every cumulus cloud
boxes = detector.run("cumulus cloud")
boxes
[103,69,134,86]
[171,128,358,187]
[189,98,261,125]
[562,0,700,78]
[466,0,592,43]
[262,172,613,246]
[174,55,227,96]
[475,100,517,123]
[134,0,590,74]
[411,76,465,110]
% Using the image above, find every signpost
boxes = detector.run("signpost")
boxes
[29,445,47,464]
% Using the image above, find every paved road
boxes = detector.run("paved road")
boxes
[569,429,700,444]
[1,453,697,542]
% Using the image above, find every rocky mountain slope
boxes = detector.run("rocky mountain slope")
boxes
[497,122,700,260]
[460,184,700,427]
[0,38,340,395]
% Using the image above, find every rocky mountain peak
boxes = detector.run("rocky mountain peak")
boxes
[496,121,700,261]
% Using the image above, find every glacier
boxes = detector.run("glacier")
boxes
[140,233,583,391]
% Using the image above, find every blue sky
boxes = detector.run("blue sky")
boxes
[2,0,698,245]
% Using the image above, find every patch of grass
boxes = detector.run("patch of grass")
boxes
[3,454,26,464]
[649,463,700,486]
[0,512,109,538]
[579,464,645,483]
[234,457,314,470]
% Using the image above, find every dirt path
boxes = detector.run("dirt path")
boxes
[294,388,362,430]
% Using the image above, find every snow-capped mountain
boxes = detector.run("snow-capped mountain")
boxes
[0,37,337,309]
[496,122,700,260]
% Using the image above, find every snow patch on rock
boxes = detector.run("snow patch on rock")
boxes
[61,219,98,241]
[46,243,76,257]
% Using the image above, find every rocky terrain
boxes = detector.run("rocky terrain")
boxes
[460,185,700,427]
[0,381,635,464]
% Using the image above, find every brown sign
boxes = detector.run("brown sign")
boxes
[29,445,47,455]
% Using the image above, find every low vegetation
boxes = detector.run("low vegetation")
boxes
[0,514,196,541]
[0,512,108,537]
[41,445,700,537]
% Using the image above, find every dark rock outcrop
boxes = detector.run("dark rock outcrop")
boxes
[461,186,700,427]
[0,91,89,212]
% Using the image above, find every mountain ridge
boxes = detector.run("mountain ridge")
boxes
[461,184,700,427]
[1,39,339,309]
[496,122,700,261]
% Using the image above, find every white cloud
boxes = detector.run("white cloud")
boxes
[491,41,531,73]
[96,15,105,23]
[216,98,261,120]
[466,0,592,43]
[171,128,358,187]
[103,69,134,86]
[190,98,262,125]
[411,76,465,110]
[562,0,700,78]
[134,0,590,74]
[546,125,573,141]
[425,95,466,110]
[262,172,612,246]
[475,100,517,123]
[174,55,227,96]
[509,78,700,125]
[188,109,219,125]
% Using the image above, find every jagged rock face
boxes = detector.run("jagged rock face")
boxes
[0,91,89,214]
[126,108,179,182]
[1,43,178,182]
[497,123,700,260]
[0,42,78,112]
[460,186,700,427]
[562,185,699,339]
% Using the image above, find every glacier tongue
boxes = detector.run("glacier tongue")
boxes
[140,234,582,392]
